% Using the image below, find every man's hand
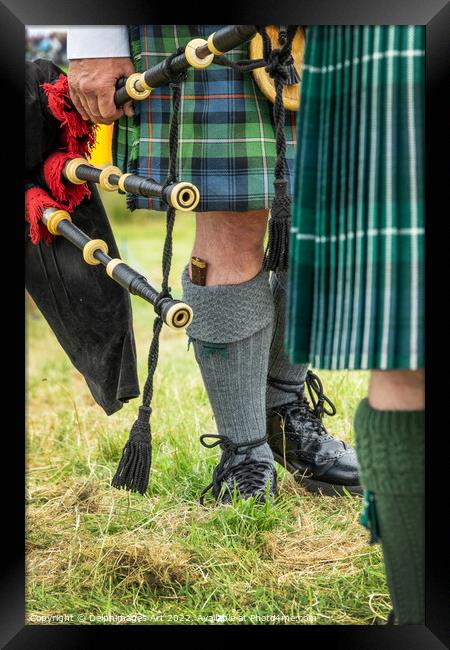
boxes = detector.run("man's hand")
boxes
[68,57,136,124]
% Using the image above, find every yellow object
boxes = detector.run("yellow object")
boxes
[118,173,133,193]
[170,182,200,211]
[165,303,193,329]
[136,74,153,92]
[64,158,89,184]
[98,165,122,191]
[126,73,152,100]
[249,26,306,112]
[88,124,113,167]
[46,209,72,235]
[106,258,123,278]
[185,39,214,69]
[207,33,224,56]
[83,239,109,265]
[191,257,206,269]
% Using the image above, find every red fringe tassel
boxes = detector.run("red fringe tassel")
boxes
[27,74,98,244]
[43,152,91,209]
[25,187,61,245]
[41,74,97,155]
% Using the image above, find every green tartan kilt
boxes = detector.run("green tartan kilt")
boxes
[286,26,425,370]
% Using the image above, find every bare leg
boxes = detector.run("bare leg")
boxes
[190,210,268,285]
[368,369,425,410]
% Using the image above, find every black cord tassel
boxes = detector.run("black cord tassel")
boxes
[259,27,297,272]
[264,178,291,271]
[112,73,184,497]
[285,61,300,85]
[112,405,152,494]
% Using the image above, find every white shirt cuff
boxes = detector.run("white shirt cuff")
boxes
[67,26,130,59]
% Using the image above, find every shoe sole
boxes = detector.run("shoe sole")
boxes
[272,451,363,497]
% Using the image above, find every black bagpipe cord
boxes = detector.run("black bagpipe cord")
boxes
[214,26,299,271]
[112,51,187,495]
[260,25,298,272]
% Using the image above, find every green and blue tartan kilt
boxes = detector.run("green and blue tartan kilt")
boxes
[112,25,297,212]
[286,26,425,370]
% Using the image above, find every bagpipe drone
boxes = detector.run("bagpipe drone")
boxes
[25,25,304,494]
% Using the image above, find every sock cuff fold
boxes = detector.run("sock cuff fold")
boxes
[181,265,274,343]
[354,398,425,495]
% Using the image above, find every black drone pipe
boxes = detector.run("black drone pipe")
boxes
[114,25,258,106]
[196,25,258,58]
[63,158,200,212]
[41,207,193,330]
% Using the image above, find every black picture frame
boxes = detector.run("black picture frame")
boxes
[2,1,449,646]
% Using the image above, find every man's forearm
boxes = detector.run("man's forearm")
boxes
[67,26,130,59]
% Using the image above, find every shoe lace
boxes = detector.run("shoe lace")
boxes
[305,371,337,420]
[198,434,269,505]
[268,370,337,438]
[225,460,274,496]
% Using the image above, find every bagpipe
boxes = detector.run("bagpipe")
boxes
[113,25,305,113]
[62,158,200,212]
[41,205,192,330]
[114,25,259,105]
[25,25,303,495]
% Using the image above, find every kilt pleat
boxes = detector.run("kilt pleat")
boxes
[286,26,425,370]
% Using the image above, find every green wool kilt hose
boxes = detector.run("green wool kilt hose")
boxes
[286,26,425,370]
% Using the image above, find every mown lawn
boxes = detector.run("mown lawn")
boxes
[25,193,390,625]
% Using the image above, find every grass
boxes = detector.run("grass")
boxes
[25,192,390,625]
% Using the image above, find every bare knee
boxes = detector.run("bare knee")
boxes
[368,369,425,411]
[191,210,268,285]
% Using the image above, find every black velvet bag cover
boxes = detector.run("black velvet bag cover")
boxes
[25,59,140,415]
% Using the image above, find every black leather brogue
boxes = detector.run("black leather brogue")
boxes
[199,434,278,505]
[267,371,362,496]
